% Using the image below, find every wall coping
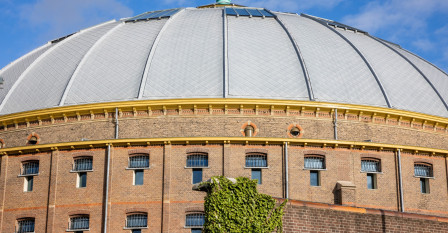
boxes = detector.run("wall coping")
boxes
[278,198,448,223]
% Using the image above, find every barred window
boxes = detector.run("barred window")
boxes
[69,215,89,230]
[245,154,267,167]
[21,161,39,175]
[186,153,208,168]
[129,155,149,168]
[304,156,325,169]
[361,159,381,172]
[17,218,34,233]
[414,163,432,177]
[73,157,93,171]
[126,213,147,228]
[185,213,205,227]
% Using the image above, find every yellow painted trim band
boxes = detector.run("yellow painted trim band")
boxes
[0,99,447,125]
[1,137,447,156]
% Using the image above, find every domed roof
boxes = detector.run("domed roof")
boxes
[0,6,447,117]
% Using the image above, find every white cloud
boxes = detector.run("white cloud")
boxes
[18,0,133,40]
[412,39,435,52]
[342,0,448,34]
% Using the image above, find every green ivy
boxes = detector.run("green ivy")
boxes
[202,176,287,232]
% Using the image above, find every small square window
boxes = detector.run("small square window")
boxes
[73,157,93,171]
[192,168,202,184]
[69,215,89,231]
[129,155,149,168]
[21,161,39,176]
[134,170,144,186]
[77,172,87,188]
[367,173,377,189]
[310,170,320,186]
[24,176,33,192]
[185,213,205,228]
[132,230,142,233]
[251,169,262,184]
[304,156,325,169]
[126,213,147,228]
[191,229,202,233]
[187,154,208,168]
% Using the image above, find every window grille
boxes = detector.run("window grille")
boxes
[69,216,89,230]
[185,213,205,227]
[129,155,149,168]
[73,157,93,171]
[414,164,432,177]
[361,159,380,172]
[126,214,147,228]
[245,154,267,167]
[186,154,208,168]
[17,218,34,233]
[304,156,325,169]
[21,161,39,175]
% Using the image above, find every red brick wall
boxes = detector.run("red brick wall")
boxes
[283,200,448,232]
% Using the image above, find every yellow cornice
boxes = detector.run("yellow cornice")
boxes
[0,137,447,157]
[0,99,447,126]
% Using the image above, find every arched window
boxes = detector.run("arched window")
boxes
[245,153,267,184]
[73,157,93,188]
[414,163,433,194]
[21,160,39,192]
[361,158,381,189]
[304,155,325,187]
[186,153,208,184]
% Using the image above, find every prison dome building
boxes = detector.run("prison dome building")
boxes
[0,1,447,232]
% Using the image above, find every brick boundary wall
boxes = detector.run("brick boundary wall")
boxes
[280,199,448,232]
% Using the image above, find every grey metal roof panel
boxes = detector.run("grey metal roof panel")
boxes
[227,16,309,100]
[142,8,224,99]
[393,47,448,107]
[277,14,388,107]
[340,29,448,117]
[0,43,53,105]
[0,21,119,115]
[64,19,167,105]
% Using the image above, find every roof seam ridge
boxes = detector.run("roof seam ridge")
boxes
[302,14,392,108]
[223,8,229,98]
[0,24,100,114]
[137,9,186,99]
[274,13,314,101]
[389,42,448,78]
[371,36,448,112]
[0,43,51,75]
[59,21,121,106]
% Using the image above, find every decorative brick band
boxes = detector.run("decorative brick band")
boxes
[245,148,268,154]
[186,148,209,154]
[360,153,382,160]
[72,151,94,157]
[303,150,326,156]
[125,208,148,214]
[185,206,204,213]
[19,155,40,162]
[67,210,90,216]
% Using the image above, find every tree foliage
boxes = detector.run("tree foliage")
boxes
[203,176,287,232]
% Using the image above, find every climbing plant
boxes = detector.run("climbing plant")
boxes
[202,176,287,232]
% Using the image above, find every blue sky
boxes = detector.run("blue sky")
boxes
[0,0,447,72]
